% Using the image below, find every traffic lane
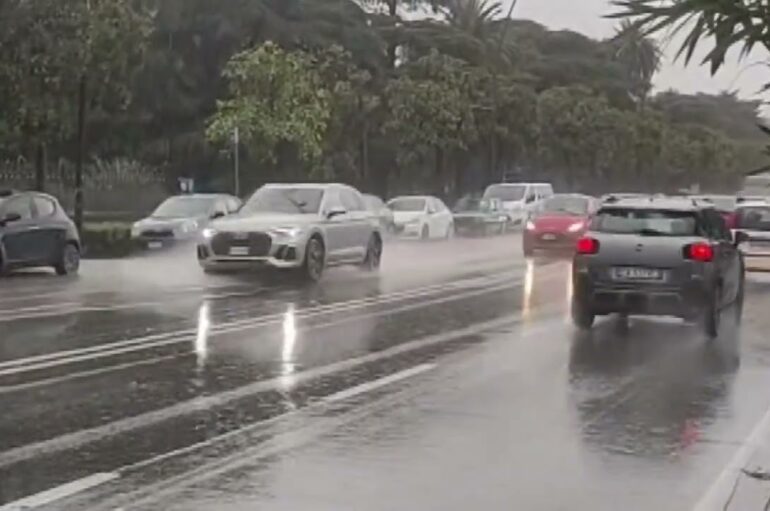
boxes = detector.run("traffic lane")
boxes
[0,235,523,312]
[0,260,566,507]
[100,273,770,511]
[0,261,558,456]
[0,236,523,363]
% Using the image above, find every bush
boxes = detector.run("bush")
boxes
[81,222,134,259]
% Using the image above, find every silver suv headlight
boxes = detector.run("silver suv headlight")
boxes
[269,226,303,240]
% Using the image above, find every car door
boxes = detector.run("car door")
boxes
[339,187,369,259]
[31,195,67,264]
[0,194,40,264]
[321,188,350,262]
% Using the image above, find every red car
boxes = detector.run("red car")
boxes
[523,194,598,256]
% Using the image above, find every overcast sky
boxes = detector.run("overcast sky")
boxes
[510,0,770,103]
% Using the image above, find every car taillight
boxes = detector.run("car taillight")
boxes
[685,242,714,262]
[576,237,599,254]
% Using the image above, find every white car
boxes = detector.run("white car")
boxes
[483,182,554,226]
[387,196,454,240]
[734,201,770,272]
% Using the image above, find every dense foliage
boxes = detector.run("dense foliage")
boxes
[0,0,766,206]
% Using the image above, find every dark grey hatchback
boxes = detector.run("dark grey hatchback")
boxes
[572,197,744,337]
[0,190,81,275]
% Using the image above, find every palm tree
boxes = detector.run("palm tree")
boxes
[611,19,662,106]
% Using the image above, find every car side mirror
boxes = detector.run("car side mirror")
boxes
[210,211,225,220]
[326,207,346,219]
[734,230,749,246]
[0,212,21,226]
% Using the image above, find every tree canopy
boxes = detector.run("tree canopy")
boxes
[0,0,766,203]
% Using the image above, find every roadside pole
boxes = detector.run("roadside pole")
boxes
[234,127,240,197]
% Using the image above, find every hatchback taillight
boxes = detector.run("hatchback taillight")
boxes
[685,242,714,262]
[576,237,600,255]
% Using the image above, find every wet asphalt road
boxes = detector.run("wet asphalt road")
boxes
[3,235,770,510]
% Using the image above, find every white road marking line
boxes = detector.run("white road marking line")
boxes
[0,312,536,468]
[0,269,523,375]
[0,472,118,511]
[692,405,770,511]
[323,363,436,403]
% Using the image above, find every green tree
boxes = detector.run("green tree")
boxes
[207,43,331,183]
[610,20,661,106]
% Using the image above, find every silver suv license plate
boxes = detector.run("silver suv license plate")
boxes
[612,267,663,282]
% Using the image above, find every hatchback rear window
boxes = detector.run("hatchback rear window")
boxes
[592,208,698,236]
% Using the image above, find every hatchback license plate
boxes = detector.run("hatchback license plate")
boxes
[229,246,250,256]
[147,241,163,250]
[541,233,556,241]
[612,267,663,281]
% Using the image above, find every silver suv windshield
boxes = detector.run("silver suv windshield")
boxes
[241,187,324,215]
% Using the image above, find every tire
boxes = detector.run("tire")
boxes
[420,225,430,240]
[734,278,745,324]
[361,235,383,271]
[703,288,722,339]
[571,297,595,330]
[302,236,325,282]
[55,243,80,276]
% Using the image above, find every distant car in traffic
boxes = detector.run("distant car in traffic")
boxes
[523,194,597,256]
[482,182,554,227]
[572,196,745,338]
[0,190,81,276]
[387,195,454,240]
[131,194,241,249]
[452,197,508,236]
[362,194,395,234]
[692,195,738,229]
[734,201,770,272]
[197,183,382,281]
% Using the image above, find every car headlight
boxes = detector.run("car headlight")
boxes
[525,220,536,231]
[269,226,303,239]
[567,221,585,233]
[202,228,217,240]
[131,224,142,238]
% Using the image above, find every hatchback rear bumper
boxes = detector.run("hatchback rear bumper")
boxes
[574,274,709,318]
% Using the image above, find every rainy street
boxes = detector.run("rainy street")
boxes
[2,236,770,511]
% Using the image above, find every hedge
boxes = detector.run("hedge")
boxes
[81,222,134,259]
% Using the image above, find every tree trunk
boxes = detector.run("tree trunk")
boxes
[35,142,46,192]
[74,76,87,232]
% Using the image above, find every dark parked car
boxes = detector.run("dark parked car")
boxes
[0,190,81,275]
[572,197,745,338]
[452,197,508,236]
[131,194,242,249]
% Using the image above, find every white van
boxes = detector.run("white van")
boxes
[482,182,554,226]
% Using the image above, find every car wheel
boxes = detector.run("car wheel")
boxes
[703,288,722,339]
[421,225,430,240]
[55,243,80,276]
[302,236,325,282]
[571,297,595,330]
[361,235,383,271]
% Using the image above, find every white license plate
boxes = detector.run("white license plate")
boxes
[229,246,250,256]
[612,267,664,281]
[147,241,163,250]
[541,233,556,241]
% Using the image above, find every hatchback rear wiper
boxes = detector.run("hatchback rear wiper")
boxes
[637,228,668,237]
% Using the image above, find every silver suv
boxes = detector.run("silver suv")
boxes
[197,183,383,281]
